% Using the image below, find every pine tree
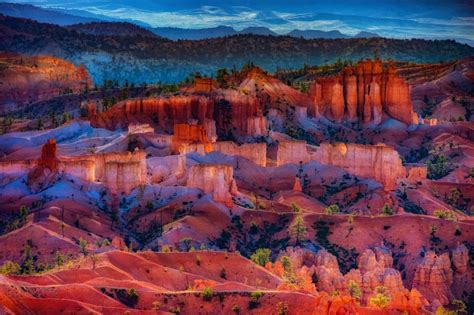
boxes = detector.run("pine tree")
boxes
[290,215,307,246]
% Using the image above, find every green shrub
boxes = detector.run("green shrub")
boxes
[201,286,213,301]
[434,210,456,221]
[325,204,340,215]
[348,280,361,301]
[427,155,450,179]
[381,204,393,216]
[0,261,21,275]
[250,248,271,267]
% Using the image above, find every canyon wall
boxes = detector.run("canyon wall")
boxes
[309,60,418,125]
[61,150,147,194]
[91,93,267,137]
[276,140,310,166]
[276,140,406,191]
[312,143,405,191]
[186,164,237,206]
[0,52,92,111]
[0,160,37,175]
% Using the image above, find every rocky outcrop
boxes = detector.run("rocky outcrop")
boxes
[38,138,58,172]
[413,252,454,305]
[309,60,418,125]
[313,250,346,294]
[186,164,237,206]
[0,52,92,111]
[353,248,406,304]
[277,247,429,312]
[405,164,428,182]
[275,141,405,190]
[91,93,267,137]
[60,149,147,194]
[312,142,405,191]
[237,66,312,112]
[451,244,469,274]
[27,138,60,191]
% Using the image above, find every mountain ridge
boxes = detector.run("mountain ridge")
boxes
[1,15,472,84]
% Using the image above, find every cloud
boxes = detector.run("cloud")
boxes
[25,1,474,41]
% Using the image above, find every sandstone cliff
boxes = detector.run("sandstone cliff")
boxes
[275,140,406,191]
[309,60,418,125]
[312,142,405,191]
[91,93,267,137]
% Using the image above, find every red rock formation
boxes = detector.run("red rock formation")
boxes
[186,164,237,206]
[61,150,147,194]
[405,164,428,182]
[0,52,92,111]
[276,247,429,312]
[309,60,418,125]
[276,140,310,166]
[312,142,405,191]
[275,140,405,190]
[413,252,453,305]
[173,123,212,153]
[27,138,60,190]
[91,93,267,137]
[38,138,58,171]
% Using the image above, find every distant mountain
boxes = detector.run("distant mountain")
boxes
[151,26,237,40]
[354,31,380,38]
[48,7,151,28]
[67,22,159,38]
[1,15,472,84]
[0,2,152,28]
[0,2,101,25]
[287,29,349,39]
[152,26,378,41]
[151,26,277,40]
[239,27,277,36]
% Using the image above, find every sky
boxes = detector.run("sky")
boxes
[9,0,474,44]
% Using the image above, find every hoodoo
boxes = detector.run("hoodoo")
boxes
[309,60,418,125]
